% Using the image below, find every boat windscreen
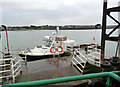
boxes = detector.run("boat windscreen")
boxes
[37,46,42,48]
[45,44,50,47]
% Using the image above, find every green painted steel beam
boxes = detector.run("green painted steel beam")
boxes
[107,76,112,87]
[1,72,108,87]
[112,70,120,74]
[108,72,120,82]
[0,71,120,87]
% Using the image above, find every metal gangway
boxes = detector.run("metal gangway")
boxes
[70,45,101,73]
[0,54,22,84]
[72,49,87,73]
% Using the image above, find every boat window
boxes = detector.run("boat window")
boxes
[37,46,42,48]
[25,48,31,52]
[45,44,50,47]
[43,48,47,49]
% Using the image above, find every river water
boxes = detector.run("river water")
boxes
[0,29,118,58]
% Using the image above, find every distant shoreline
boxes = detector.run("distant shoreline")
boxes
[0,28,116,31]
[0,25,119,31]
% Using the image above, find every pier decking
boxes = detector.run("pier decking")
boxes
[15,57,88,86]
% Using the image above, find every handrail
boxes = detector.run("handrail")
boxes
[0,75,12,79]
[13,60,20,67]
[86,49,101,67]
[0,70,11,73]
[73,49,88,72]
[72,61,83,72]
[0,56,22,83]
[0,64,10,67]
[0,58,12,61]
[88,57,100,63]
[88,59,100,67]
[73,57,84,68]
[76,50,87,60]
[0,71,120,87]
[74,52,85,63]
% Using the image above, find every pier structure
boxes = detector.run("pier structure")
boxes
[0,1,120,86]
[101,0,120,61]
[0,25,23,84]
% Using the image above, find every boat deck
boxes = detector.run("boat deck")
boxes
[15,57,88,86]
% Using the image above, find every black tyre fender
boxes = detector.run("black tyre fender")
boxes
[101,63,112,68]
[110,61,120,66]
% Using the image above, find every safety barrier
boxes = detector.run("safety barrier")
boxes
[71,46,101,73]
[11,57,22,83]
[0,71,120,87]
[0,56,22,83]
[87,50,101,67]
[72,49,87,73]
[0,58,12,81]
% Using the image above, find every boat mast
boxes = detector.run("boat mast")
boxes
[56,26,59,36]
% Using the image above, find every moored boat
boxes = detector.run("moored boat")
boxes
[19,27,76,61]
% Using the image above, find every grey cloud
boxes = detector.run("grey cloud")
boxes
[2,1,118,26]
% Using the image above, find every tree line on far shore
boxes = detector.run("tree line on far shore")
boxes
[0,24,118,31]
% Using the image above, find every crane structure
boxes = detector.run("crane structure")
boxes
[101,0,120,61]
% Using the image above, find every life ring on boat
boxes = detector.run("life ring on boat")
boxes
[50,47,56,53]
[57,46,63,53]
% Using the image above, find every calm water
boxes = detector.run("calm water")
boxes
[0,29,118,58]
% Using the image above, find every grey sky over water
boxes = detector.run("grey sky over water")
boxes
[1,0,120,26]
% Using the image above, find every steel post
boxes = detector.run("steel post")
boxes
[101,0,107,61]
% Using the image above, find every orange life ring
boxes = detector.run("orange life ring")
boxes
[55,48,58,51]
[58,46,63,53]
[50,47,56,53]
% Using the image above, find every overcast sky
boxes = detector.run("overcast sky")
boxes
[0,0,120,26]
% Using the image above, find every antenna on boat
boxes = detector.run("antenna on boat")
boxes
[1,25,10,55]
[52,26,59,36]
[56,26,59,36]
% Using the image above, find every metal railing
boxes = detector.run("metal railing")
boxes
[72,49,87,73]
[0,58,12,80]
[0,71,120,87]
[87,50,101,67]
[72,47,101,72]
[0,56,22,83]
[11,57,22,83]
